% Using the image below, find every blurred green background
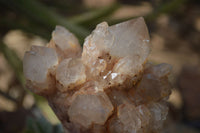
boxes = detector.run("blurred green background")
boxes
[0,0,200,133]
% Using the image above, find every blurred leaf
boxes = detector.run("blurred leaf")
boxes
[53,124,64,133]
[0,42,25,86]
[69,3,120,26]
[106,0,188,25]
[0,0,90,42]
[145,0,188,22]
[37,117,53,133]
[26,117,42,133]
[0,18,50,40]
[25,116,63,133]
[24,107,63,133]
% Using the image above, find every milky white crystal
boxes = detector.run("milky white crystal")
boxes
[118,103,143,133]
[48,25,81,59]
[68,90,113,128]
[52,26,80,50]
[23,46,58,94]
[56,58,86,91]
[136,63,171,102]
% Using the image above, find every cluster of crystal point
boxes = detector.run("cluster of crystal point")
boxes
[23,17,172,133]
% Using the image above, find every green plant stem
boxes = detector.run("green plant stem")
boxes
[107,0,188,25]
[0,0,90,42]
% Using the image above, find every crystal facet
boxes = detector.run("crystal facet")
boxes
[68,91,113,128]
[23,46,58,94]
[56,58,86,91]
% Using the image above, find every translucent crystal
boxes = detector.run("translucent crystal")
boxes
[108,102,168,133]
[107,89,131,107]
[118,103,142,133]
[145,63,172,78]
[48,25,81,59]
[56,58,86,91]
[111,56,143,85]
[68,91,113,128]
[82,17,150,85]
[23,46,58,94]
[127,63,172,105]
[116,103,153,133]
[148,102,168,131]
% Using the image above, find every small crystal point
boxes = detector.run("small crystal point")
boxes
[48,25,81,59]
[52,26,80,49]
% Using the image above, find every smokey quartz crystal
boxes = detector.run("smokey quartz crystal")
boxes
[23,17,172,133]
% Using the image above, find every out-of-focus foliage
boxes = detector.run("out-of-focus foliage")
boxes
[25,116,63,133]
[23,107,63,133]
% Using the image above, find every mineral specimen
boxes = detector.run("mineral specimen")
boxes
[23,17,172,133]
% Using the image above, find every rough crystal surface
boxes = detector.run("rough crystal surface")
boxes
[23,17,172,133]
[23,46,58,94]
[68,90,113,128]
[56,58,86,91]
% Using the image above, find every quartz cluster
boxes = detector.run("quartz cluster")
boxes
[23,17,172,133]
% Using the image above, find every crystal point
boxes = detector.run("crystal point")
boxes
[48,25,81,60]
[82,17,151,87]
